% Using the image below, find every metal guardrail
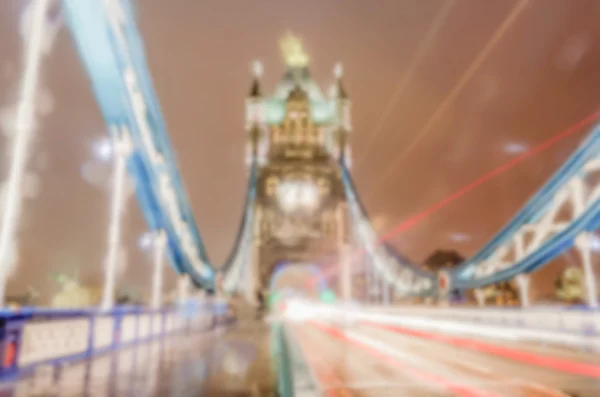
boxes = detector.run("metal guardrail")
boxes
[0,302,228,382]
[272,323,294,397]
[271,322,321,397]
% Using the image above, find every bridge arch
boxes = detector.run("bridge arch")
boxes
[269,261,328,294]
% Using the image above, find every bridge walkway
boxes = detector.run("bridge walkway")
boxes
[5,320,276,397]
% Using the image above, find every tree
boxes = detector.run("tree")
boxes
[555,266,585,303]
[422,249,465,271]
[5,286,39,307]
[422,249,466,302]
[481,281,519,306]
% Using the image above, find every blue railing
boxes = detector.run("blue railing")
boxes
[0,302,229,381]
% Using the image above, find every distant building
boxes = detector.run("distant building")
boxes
[422,249,521,306]
[422,249,466,303]
[51,280,101,308]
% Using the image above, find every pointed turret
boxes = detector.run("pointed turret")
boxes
[249,60,263,98]
[249,123,261,154]
[333,62,348,100]
[246,61,266,168]
[330,62,352,166]
[246,60,263,129]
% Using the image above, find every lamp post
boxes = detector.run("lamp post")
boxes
[0,0,53,307]
[575,233,599,308]
[177,274,190,306]
[100,129,133,311]
[516,274,530,308]
[151,230,166,309]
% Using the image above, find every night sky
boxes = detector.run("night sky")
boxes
[1,0,600,301]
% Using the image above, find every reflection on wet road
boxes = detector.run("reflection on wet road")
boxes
[6,321,275,397]
[292,321,600,397]
[6,317,600,397]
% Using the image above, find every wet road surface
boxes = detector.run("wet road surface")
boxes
[5,316,600,397]
[291,320,600,397]
[4,321,276,397]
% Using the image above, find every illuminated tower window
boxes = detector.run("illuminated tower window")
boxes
[310,128,318,145]
[294,126,303,145]
[318,178,329,195]
[321,212,331,236]
[306,129,315,145]
[266,176,278,196]
[301,116,309,129]
[279,128,287,145]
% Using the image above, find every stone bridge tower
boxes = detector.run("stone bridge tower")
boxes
[245,34,352,297]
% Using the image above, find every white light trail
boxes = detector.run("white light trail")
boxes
[0,0,53,305]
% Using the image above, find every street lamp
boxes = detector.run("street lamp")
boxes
[138,230,167,309]
[0,0,54,307]
[92,137,113,162]
[100,131,133,311]
[138,231,153,252]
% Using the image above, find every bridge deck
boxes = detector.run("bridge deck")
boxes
[8,321,276,397]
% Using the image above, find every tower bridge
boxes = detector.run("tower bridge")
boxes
[244,34,352,297]
[0,1,599,396]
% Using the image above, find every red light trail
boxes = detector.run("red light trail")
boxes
[310,108,600,286]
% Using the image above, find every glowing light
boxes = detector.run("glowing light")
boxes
[138,231,153,251]
[92,137,113,161]
[0,0,52,305]
[319,289,336,303]
[284,300,316,321]
[449,233,471,242]
[503,142,528,154]
[279,32,309,67]
[334,62,343,78]
[589,234,600,252]
[276,181,319,212]
[299,182,318,208]
[251,60,263,77]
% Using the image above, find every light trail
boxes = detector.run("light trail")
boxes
[293,325,355,396]
[378,108,600,241]
[354,0,456,171]
[365,0,531,202]
[311,321,502,397]
[370,321,600,379]
[308,108,600,286]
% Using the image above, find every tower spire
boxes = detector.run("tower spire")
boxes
[249,60,263,97]
[332,62,348,99]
